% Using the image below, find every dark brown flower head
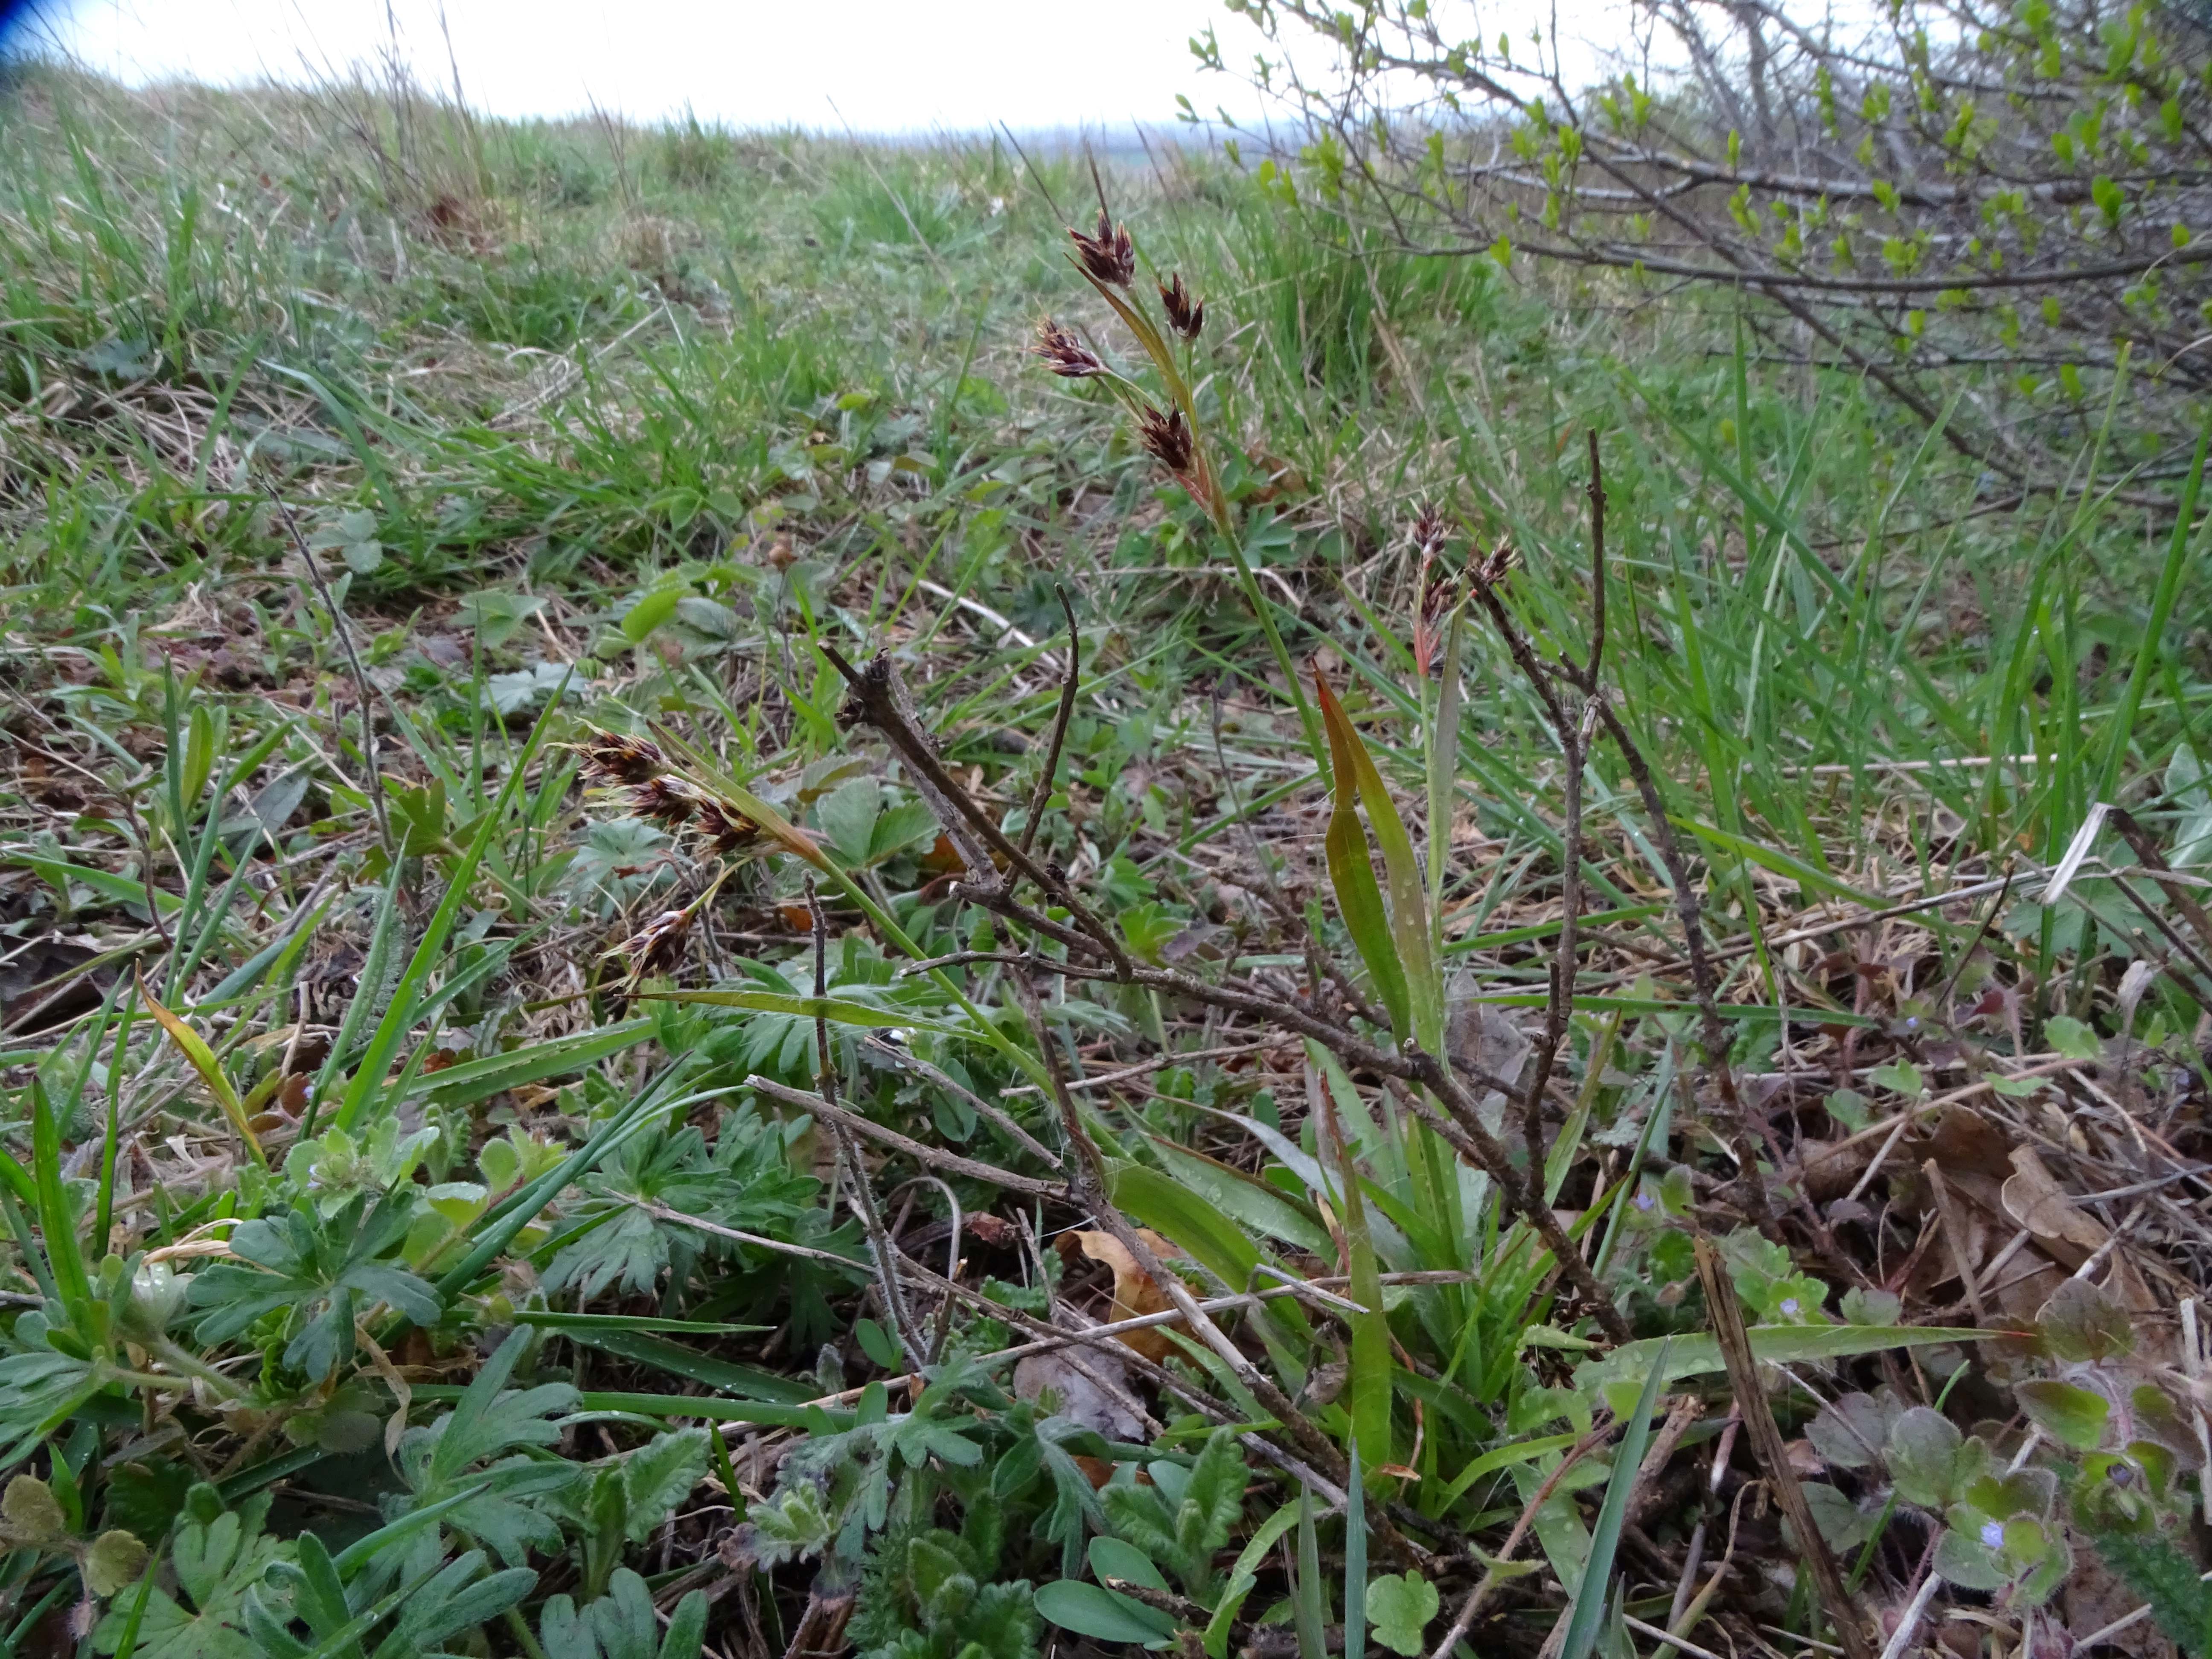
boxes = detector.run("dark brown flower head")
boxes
[1069,210,1135,288]
[578,731,666,787]
[696,798,764,857]
[616,905,694,978]
[1158,273,1203,341]
[1031,319,1105,378]
[1471,539,1520,590]
[1412,502,1451,563]
[1411,501,1461,674]
[1135,404,1195,476]
[627,776,701,828]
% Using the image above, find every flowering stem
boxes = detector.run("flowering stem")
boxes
[1077,268,1328,780]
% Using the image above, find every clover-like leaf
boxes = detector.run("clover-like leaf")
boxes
[1808,1391,1897,1470]
[1887,1407,1966,1507]
[2043,1015,2102,1061]
[1797,1481,1878,1553]
[1964,1466,2057,1522]
[1368,1571,1442,1656]
[1839,1285,1902,1326]
[2036,1278,2133,1363]
[2015,1379,2110,1451]
[1933,1517,2011,1591]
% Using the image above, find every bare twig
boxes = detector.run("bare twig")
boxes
[2110,806,2212,959]
[1598,700,1775,1228]
[1016,588,1081,861]
[859,1036,1065,1171]
[822,644,1132,978]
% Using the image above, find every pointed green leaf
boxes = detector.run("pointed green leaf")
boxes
[1318,673,1441,1046]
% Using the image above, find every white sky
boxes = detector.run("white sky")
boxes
[16,0,1294,134]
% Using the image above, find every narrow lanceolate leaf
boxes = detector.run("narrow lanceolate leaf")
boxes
[1318,672,1440,1048]
[1318,675,1412,1038]
[1322,1089,1394,1478]
[135,967,265,1169]
[1294,1486,1328,1659]
[1557,1340,1671,1659]
[29,1080,93,1325]
[1345,1447,1369,1659]
[414,1020,657,1109]
[1575,1324,1996,1415]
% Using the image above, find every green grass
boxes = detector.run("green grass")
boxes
[0,58,2206,1659]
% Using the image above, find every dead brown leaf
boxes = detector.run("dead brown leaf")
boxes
[1067,1227,1187,1362]
[2000,1147,2107,1267]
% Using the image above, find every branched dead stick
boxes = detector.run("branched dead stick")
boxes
[1017,589,1081,862]
[1470,439,1768,1227]
[822,620,1626,1350]
[951,882,1111,962]
[1594,700,1774,1229]
[972,942,1627,1336]
[1692,1236,1871,1659]
[266,486,393,859]
[1473,440,1612,1222]
[1579,428,1608,692]
[920,1255,1353,1510]
[822,644,1132,978]
[807,881,926,1368]
[1520,699,1600,1193]
[2103,871,2212,1007]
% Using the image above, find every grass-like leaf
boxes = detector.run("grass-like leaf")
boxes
[1557,1339,1670,1659]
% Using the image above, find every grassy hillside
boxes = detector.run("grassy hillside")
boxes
[0,61,2205,1659]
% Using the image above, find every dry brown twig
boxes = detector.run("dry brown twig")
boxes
[1458,438,1776,1231]
[815,623,1635,1342]
[1693,1235,1873,1659]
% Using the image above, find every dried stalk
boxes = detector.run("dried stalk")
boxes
[1692,1236,1871,1659]
[822,644,1132,979]
[1017,589,1081,862]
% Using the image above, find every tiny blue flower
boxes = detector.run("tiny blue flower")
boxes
[1779,1297,1800,1316]
[1979,1521,2005,1550]
[1634,1193,1655,1211]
